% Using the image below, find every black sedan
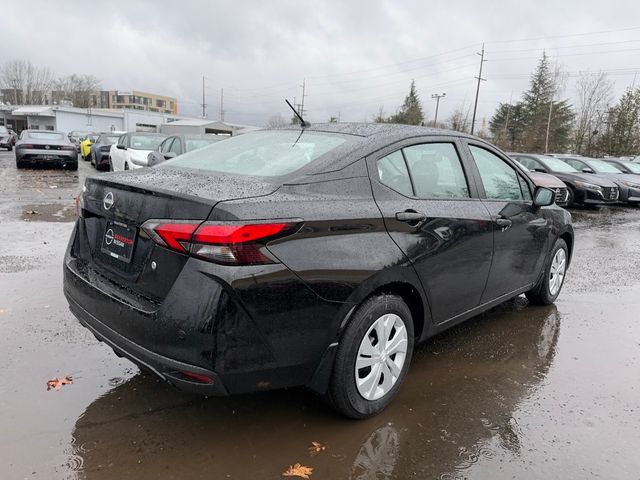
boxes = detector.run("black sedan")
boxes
[560,156,640,205]
[148,134,225,166]
[509,153,619,206]
[90,133,122,171]
[15,130,78,170]
[64,124,573,418]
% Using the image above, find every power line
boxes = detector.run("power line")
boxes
[485,26,640,44]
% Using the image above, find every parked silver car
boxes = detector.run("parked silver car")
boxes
[15,130,78,170]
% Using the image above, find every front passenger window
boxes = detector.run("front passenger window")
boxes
[469,146,524,201]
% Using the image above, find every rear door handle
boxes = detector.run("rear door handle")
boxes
[395,211,427,223]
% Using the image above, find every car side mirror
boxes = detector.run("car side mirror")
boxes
[533,167,547,173]
[582,168,594,173]
[147,151,165,167]
[116,144,126,150]
[163,152,177,160]
[534,187,555,207]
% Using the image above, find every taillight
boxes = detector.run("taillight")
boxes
[18,144,34,149]
[61,145,76,151]
[141,220,299,265]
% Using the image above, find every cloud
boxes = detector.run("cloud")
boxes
[3,0,640,127]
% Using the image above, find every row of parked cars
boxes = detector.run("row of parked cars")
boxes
[509,153,640,207]
[76,131,223,171]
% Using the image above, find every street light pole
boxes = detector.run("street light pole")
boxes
[431,93,446,127]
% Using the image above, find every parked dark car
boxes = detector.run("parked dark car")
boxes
[511,158,570,206]
[560,156,640,205]
[602,157,640,175]
[64,124,573,418]
[148,134,225,166]
[90,133,122,171]
[15,130,78,170]
[0,126,17,150]
[509,153,619,206]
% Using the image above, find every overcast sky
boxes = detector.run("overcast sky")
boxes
[4,0,640,127]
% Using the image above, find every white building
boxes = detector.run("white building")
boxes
[160,118,261,136]
[0,105,190,134]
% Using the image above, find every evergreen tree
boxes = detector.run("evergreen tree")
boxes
[389,80,424,125]
[598,87,640,156]
[488,52,574,153]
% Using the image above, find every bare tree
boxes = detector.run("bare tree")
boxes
[264,114,287,128]
[447,102,472,133]
[572,72,613,155]
[0,59,54,104]
[54,74,101,108]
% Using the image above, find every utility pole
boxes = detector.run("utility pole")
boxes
[300,79,307,117]
[220,88,224,121]
[201,76,207,118]
[431,93,446,127]
[544,101,554,154]
[471,43,486,135]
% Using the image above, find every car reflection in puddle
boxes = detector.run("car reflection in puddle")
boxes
[69,300,560,479]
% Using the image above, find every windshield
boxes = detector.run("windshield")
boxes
[589,158,624,173]
[620,161,640,174]
[129,135,166,150]
[163,130,348,177]
[543,157,579,173]
[0,126,8,135]
[106,135,120,144]
[27,131,65,140]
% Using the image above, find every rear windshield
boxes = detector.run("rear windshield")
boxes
[0,126,8,135]
[544,157,579,173]
[27,132,64,140]
[185,138,220,152]
[106,135,120,144]
[163,130,347,177]
[130,135,166,150]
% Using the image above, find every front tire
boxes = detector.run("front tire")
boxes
[326,294,414,419]
[526,238,568,305]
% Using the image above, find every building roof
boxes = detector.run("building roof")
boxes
[11,106,55,117]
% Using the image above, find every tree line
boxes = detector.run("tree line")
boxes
[0,59,101,109]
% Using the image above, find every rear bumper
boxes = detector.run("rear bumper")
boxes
[16,149,77,164]
[66,293,228,395]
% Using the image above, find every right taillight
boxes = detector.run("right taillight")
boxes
[141,220,299,265]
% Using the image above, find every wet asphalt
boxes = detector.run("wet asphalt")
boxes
[1,150,639,480]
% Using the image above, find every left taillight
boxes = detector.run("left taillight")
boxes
[141,220,299,265]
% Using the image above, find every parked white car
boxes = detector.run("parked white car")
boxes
[109,132,167,171]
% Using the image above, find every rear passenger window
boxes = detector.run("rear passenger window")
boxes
[403,143,469,198]
[377,151,413,196]
[469,146,524,201]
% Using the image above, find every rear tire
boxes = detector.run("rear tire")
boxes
[16,159,24,169]
[66,161,78,171]
[326,294,414,419]
[526,238,568,305]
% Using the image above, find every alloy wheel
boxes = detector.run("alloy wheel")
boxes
[549,248,567,296]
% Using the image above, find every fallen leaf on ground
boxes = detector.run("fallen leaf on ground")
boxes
[25,210,39,215]
[282,463,313,478]
[308,441,327,456]
[47,376,73,391]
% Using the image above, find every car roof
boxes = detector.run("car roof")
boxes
[278,122,472,140]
